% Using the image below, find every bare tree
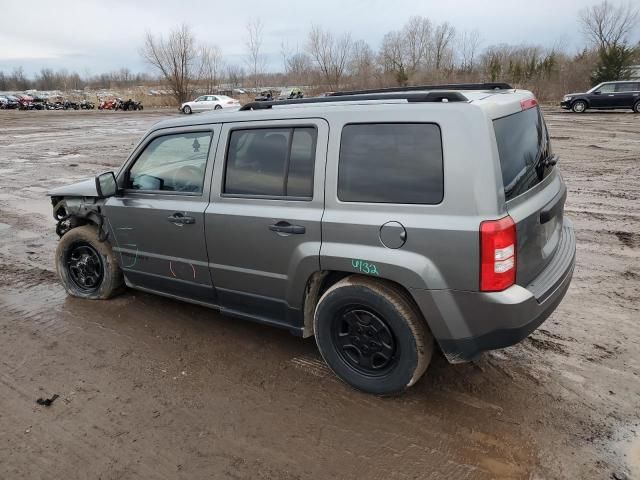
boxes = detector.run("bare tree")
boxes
[10,67,28,90]
[350,40,378,88]
[246,18,266,89]
[403,16,432,72]
[459,30,482,73]
[226,64,245,89]
[379,16,432,85]
[307,25,353,90]
[579,1,639,49]
[140,24,200,104]
[200,45,224,93]
[433,22,456,70]
[281,42,313,85]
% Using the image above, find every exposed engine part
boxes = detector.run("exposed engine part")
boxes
[52,197,109,241]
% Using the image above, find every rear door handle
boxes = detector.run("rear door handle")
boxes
[168,213,195,225]
[269,221,305,234]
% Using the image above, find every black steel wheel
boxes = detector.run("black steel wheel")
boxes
[65,241,104,292]
[314,276,433,395]
[56,225,124,299]
[332,306,398,376]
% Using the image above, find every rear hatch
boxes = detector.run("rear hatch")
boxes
[493,103,565,287]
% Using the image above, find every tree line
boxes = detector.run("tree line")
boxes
[1,1,638,104]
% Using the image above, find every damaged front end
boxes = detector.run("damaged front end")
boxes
[48,177,111,240]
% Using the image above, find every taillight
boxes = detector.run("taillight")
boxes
[520,98,538,110]
[480,216,516,292]
[226,100,234,104]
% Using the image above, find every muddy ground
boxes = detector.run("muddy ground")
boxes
[0,108,638,480]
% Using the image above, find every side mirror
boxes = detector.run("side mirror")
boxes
[96,171,117,198]
[593,91,601,95]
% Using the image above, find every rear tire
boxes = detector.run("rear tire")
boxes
[633,100,640,113]
[214,104,222,110]
[572,100,587,113]
[314,275,433,395]
[56,225,124,300]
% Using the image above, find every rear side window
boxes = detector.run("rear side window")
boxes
[224,127,316,198]
[616,83,639,92]
[338,123,443,204]
[493,107,553,201]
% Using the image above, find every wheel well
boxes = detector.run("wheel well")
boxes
[301,271,422,338]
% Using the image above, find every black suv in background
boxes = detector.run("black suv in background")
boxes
[561,80,640,113]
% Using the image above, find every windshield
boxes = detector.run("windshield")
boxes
[493,106,554,201]
[587,83,603,93]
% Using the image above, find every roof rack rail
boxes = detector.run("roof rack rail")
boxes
[328,83,513,96]
[239,91,468,111]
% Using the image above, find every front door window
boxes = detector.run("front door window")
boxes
[127,132,212,193]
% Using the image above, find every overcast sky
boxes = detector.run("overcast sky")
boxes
[0,0,638,76]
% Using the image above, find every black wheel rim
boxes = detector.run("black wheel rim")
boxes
[331,306,398,376]
[66,242,104,292]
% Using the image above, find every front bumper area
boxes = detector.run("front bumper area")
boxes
[411,219,576,363]
[560,100,572,109]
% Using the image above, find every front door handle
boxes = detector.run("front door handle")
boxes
[269,221,305,234]
[168,213,195,225]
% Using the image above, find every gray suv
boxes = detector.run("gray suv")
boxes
[48,83,576,395]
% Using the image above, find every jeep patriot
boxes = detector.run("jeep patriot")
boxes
[48,83,576,394]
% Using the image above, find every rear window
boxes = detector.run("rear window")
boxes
[338,123,443,204]
[493,107,553,201]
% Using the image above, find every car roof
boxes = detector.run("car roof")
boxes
[152,86,534,131]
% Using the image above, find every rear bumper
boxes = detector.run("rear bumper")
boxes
[411,219,576,363]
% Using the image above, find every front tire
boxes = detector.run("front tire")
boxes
[183,105,192,114]
[572,100,587,113]
[56,225,124,300]
[633,100,640,113]
[314,276,433,395]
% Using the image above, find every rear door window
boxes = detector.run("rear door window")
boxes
[493,106,553,201]
[615,83,639,92]
[338,123,443,204]
[224,127,317,198]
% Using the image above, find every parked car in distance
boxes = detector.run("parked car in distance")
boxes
[17,94,34,110]
[278,87,304,100]
[115,98,143,111]
[254,90,273,101]
[0,95,17,109]
[561,80,640,113]
[32,95,48,110]
[47,83,575,395]
[181,95,240,114]
[79,100,96,110]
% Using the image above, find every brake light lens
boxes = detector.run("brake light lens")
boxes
[520,98,538,111]
[480,216,516,291]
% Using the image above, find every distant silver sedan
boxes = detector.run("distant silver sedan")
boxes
[181,95,240,114]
